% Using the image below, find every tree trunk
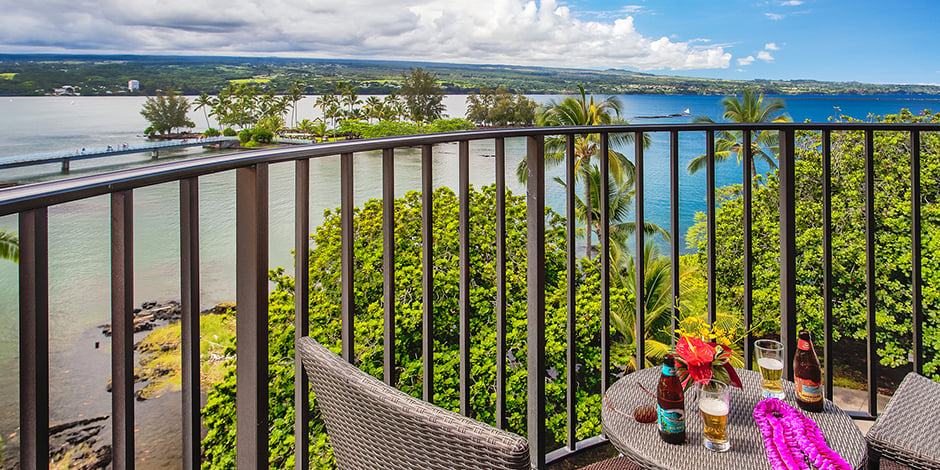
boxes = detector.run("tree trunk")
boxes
[585,177,593,259]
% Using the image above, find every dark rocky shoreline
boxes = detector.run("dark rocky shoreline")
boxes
[3,300,229,470]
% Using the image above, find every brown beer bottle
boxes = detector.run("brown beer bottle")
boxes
[793,330,823,412]
[657,354,686,444]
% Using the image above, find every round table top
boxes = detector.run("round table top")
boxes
[601,367,868,470]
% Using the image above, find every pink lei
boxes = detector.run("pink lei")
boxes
[752,398,852,470]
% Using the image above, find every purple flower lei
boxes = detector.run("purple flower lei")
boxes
[753,398,852,470]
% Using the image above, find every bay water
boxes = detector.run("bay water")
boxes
[0,93,937,466]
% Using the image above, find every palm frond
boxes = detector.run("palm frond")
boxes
[0,229,19,263]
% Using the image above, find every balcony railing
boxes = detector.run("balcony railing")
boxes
[2,122,938,469]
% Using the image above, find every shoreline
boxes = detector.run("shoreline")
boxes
[1,300,229,470]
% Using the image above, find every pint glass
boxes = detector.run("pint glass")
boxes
[755,339,785,399]
[696,379,730,452]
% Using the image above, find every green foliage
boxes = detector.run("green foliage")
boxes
[465,86,538,126]
[251,128,274,143]
[200,185,662,467]
[399,67,445,122]
[429,118,477,133]
[688,90,792,177]
[0,229,19,263]
[202,127,221,137]
[139,89,194,135]
[222,127,237,137]
[336,118,475,139]
[688,110,940,377]
[236,127,274,145]
[5,55,939,97]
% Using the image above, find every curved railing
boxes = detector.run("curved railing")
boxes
[3,121,938,469]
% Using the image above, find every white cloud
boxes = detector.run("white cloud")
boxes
[781,0,803,5]
[737,56,756,66]
[758,51,775,62]
[765,43,780,51]
[765,13,785,20]
[0,0,732,72]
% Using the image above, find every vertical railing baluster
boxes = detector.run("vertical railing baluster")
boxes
[293,160,310,470]
[421,145,434,402]
[706,131,717,326]
[111,190,134,470]
[634,131,646,370]
[864,130,878,417]
[743,129,754,369]
[911,131,923,376]
[496,138,508,429]
[19,208,49,470]
[459,141,471,416]
[600,133,611,392]
[236,164,269,468]
[383,148,397,385]
[526,135,546,468]
[822,131,834,400]
[564,134,577,448]
[341,153,355,363]
[779,130,797,381]
[180,178,201,470]
[669,131,680,345]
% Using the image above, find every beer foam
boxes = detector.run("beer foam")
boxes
[757,357,783,370]
[699,398,729,416]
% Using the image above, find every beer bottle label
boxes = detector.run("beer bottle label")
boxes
[795,377,822,402]
[657,404,686,434]
[661,363,677,376]
[798,339,812,351]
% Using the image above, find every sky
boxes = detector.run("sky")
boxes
[0,0,937,85]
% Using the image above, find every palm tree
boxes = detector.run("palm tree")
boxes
[556,166,669,263]
[288,81,305,129]
[610,242,702,371]
[0,229,18,262]
[518,84,644,258]
[193,93,214,130]
[687,89,791,178]
[363,96,383,123]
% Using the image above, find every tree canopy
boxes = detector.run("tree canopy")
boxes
[139,90,195,135]
[688,109,940,376]
[688,89,792,177]
[399,67,446,122]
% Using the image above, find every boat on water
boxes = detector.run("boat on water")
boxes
[635,108,691,119]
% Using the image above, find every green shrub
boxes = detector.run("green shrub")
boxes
[222,127,237,137]
[251,128,274,143]
[203,127,221,137]
[238,128,252,143]
[242,140,261,148]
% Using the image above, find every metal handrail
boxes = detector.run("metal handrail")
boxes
[4,121,934,469]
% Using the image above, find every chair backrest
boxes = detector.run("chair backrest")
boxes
[297,336,531,470]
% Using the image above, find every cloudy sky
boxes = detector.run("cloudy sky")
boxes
[1,0,937,84]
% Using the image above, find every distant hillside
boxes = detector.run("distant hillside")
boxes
[1,53,938,97]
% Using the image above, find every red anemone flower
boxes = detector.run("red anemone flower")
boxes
[676,336,716,385]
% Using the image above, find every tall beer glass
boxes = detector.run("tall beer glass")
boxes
[696,379,730,452]
[755,339,785,399]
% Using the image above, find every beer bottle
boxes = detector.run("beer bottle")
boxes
[657,354,686,444]
[793,330,823,412]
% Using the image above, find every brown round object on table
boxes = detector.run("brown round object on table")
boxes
[634,405,656,423]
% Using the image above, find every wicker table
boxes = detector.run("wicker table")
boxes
[602,367,868,469]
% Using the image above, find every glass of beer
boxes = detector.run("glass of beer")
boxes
[696,379,730,452]
[755,339,785,399]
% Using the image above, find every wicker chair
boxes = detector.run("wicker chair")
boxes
[297,336,530,469]
[866,372,940,470]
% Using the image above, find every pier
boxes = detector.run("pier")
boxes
[0,136,241,172]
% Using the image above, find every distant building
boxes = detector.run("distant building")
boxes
[52,85,79,96]
[128,80,140,92]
